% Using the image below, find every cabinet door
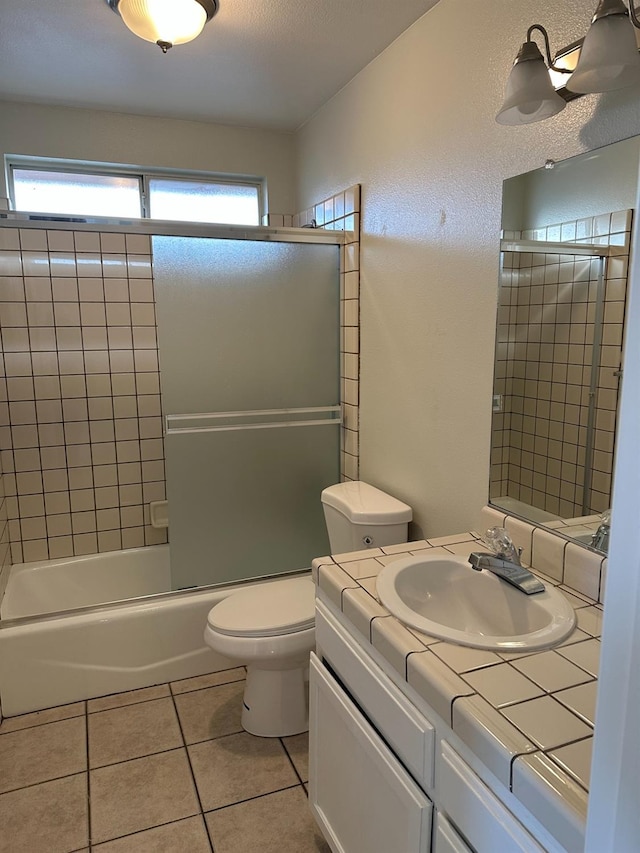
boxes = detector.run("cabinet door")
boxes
[439,742,545,853]
[433,813,473,853]
[309,654,432,853]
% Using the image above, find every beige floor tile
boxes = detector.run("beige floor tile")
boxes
[89,698,183,768]
[174,682,244,744]
[92,815,211,852]
[88,684,171,713]
[282,732,309,783]
[0,701,85,734]
[170,668,245,695]
[206,786,330,853]
[0,773,88,853]
[0,716,87,793]
[189,732,299,811]
[90,749,200,844]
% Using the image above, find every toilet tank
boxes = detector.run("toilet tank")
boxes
[321,481,412,554]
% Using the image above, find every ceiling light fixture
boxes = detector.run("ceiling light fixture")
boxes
[106,0,219,53]
[496,25,571,126]
[497,2,640,125]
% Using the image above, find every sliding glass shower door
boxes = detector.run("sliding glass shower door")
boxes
[153,236,340,590]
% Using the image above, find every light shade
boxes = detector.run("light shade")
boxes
[568,12,640,93]
[112,0,217,50]
[496,43,566,126]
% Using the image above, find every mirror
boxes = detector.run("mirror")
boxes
[490,136,640,554]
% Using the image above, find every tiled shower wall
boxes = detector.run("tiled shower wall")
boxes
[491,210,630,518]
[0,186,361,564]
[0,456,9,600]
[0,227,168,564]
[296,185,361,482]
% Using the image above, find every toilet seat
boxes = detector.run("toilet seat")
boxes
[207,577,315,638]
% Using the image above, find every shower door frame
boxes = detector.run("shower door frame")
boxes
[152,226,350,590]
[493,238,626,518]
[0,214,351,622]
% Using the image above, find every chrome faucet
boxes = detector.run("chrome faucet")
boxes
[468,527,545,595]
[590,509,611,553]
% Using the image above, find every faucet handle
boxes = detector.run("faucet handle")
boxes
[485,527,521,564]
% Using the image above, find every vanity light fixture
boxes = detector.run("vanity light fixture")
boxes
[495,25,571,126]
[497,2,640,125]
[568,0,640,93]
[106,0,219,53]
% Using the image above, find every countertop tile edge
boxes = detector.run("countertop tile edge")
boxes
[512,752,588,853]
[452,694,538,788]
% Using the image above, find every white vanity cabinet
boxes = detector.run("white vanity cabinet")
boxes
[433,814,474,853]
[309,654,433,852]
[437,741,545,853]
[310,598,554,853]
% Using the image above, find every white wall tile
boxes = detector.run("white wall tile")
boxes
[564,543,603,600]
[531,528,567,582]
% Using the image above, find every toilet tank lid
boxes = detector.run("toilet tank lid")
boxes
[321,481,412,524]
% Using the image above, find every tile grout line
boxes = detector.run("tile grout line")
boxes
[88,814,208,851]
[0,768,87,798]
[0,709,86,735]
[88,688,173,715]
[279,736,307,789]
[84,700,92,850]
[203,782,303,815]
[168,685,215,853]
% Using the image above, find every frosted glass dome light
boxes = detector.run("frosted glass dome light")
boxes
[568,0,640,93]
[107,0,219,52]
[496,35,567,126]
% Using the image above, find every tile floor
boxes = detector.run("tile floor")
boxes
[0,667,330,853]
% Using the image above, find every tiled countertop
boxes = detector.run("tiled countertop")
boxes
[312,532,599,840]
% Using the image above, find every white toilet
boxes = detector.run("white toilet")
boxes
[204,481,412,737]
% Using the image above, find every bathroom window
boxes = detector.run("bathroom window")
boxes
[147,177,259,225]
[8,160,263,225]
[12,168,143,219]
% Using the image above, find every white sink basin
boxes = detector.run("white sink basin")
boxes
[376,553,576,651]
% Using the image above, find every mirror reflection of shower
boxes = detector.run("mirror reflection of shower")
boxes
[490,137,639,549]
[490,221,630,542]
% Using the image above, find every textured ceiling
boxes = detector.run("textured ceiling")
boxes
[0,0,440,130]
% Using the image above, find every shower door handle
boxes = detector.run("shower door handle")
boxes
[165,406,342,436]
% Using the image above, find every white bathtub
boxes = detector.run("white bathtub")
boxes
[1,546,172,620]
[0,545,304,716]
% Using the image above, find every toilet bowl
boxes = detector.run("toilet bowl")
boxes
[204,481,412,737]
[204,577,315,737]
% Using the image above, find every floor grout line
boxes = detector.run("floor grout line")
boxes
[0,710,86,735]
[0,768,88,798]
[169,685,215,853]
[84,700,92,851]
[0,671,319,853]
[89,812,204,851]
[203,782,304,815]
[279,736,307,787]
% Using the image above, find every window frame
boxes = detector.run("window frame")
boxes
[6,156,265,225]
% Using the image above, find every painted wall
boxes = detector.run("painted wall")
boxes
[0,100,296,215]
[295,0,640,538]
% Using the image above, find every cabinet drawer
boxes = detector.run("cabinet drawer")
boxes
[316,600,435,789]
[439,742,545,853]
[309,653,432,853]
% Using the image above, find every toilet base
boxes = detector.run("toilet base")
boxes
[242,665,308,737]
